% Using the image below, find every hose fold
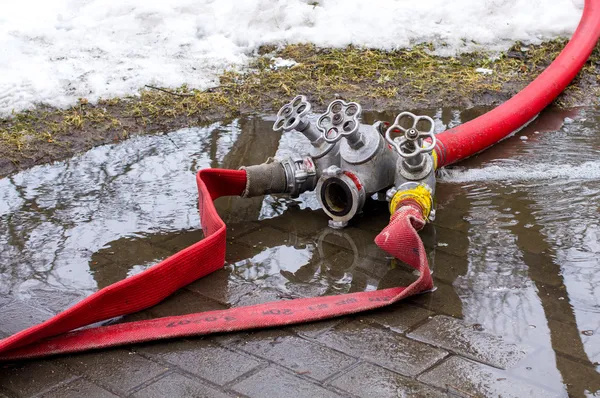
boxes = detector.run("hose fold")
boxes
[0,176,431,360]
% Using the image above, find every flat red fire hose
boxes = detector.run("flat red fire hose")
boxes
[1,0,599,361]
[0,170,431,360]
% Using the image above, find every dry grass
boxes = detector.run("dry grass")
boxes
[1,40,599,165]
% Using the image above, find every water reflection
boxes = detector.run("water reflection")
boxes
[1,106,599,395]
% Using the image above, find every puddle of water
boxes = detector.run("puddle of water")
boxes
[1,106,600,394]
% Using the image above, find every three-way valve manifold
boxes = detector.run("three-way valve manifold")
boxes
[255,95,439,228]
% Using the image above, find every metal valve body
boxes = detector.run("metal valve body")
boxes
[268,95,439,228]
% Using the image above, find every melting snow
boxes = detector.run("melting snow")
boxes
[0,0,584,116]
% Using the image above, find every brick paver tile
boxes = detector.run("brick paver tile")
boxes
[358,304,433,333]
[236,226,295,249]
[186,268,254,305]
[60,350,167,394]
[232,366,342,398]
[41,378,118,398]
[330,362,445,397]
[140,339,260,385]
[28,288,84,314]
[293,319,342,338]
[406,282,464,317]
[132,373,233,398]
[407,315,529,369]
[147,289,226,317]
[553,354,600,396]
[418,356,557,397]
[232,330,355,381]
[316,321,447,376]
[0,295,12,308]
[226,221,260,239]
[262,208,330,237]
[0,361,76,397]
[0,301,53,335]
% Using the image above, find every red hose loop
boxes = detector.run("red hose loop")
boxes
[0,175,432,361]
[435,0,600,167]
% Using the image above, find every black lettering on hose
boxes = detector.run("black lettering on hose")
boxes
[262,309,293,315]
[335,298,358,306]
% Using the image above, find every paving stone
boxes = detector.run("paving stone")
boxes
[316,321,447,376]
[546,318,592,361]
[0,300,53,335]
[148,289,227,318]
[91,237,175,289]
[418,356,557,398]
[186,268,253,305]
[262,207,330,237]
[427,249,469,285]
[520,251,563,287]
[232,330,355,381]
[536,282,579,325]
[554,354,600,396]
[358,304,433,333]
[407,315,529,369]
[226,221,260,239]
[157,228,205,252]
[405,281,464,317]
[41,378,118,398]
[330,362,445,398]
[140,339,261,385]
[132,372,232,398]
[427,225,470,258]
[293,319,343,338]
[231,366,342,398]
[0,295,12,308]
[27,288,85,314]
[236,226,295,249]
[319,226,391,263]
[60,350,167,394]
[234,287,295,307]
[0,361,76,397]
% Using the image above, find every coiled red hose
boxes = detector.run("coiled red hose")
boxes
[435,0,600,168]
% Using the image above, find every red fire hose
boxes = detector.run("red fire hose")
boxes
[1,0,599,361]
[435,0,600,167]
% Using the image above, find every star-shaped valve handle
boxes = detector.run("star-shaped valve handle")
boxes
[384,112,436,158]
[316,100,362,147]
[273,95,312,132]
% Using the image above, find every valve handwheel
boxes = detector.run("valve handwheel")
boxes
[317,100,362,144]
[273,95,312,132]
[385,112,436,158]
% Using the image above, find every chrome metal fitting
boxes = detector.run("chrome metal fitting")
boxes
[317,100,364,149]
[273,96,340,170]
[280,155,318,198]
[385,112,436,159]
[385,112,436,181]
[274,95,312,133]
[316,166,366,229]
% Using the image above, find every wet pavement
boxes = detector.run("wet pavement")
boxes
[1,106,600,397]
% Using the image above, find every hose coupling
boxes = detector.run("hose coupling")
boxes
[387,182,435,222]
[281,155,318,198]
[316,166,366,229]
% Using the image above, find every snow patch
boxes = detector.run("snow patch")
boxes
[271,57,298,70]
[475,68,494,75]
[0,0,583,116]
